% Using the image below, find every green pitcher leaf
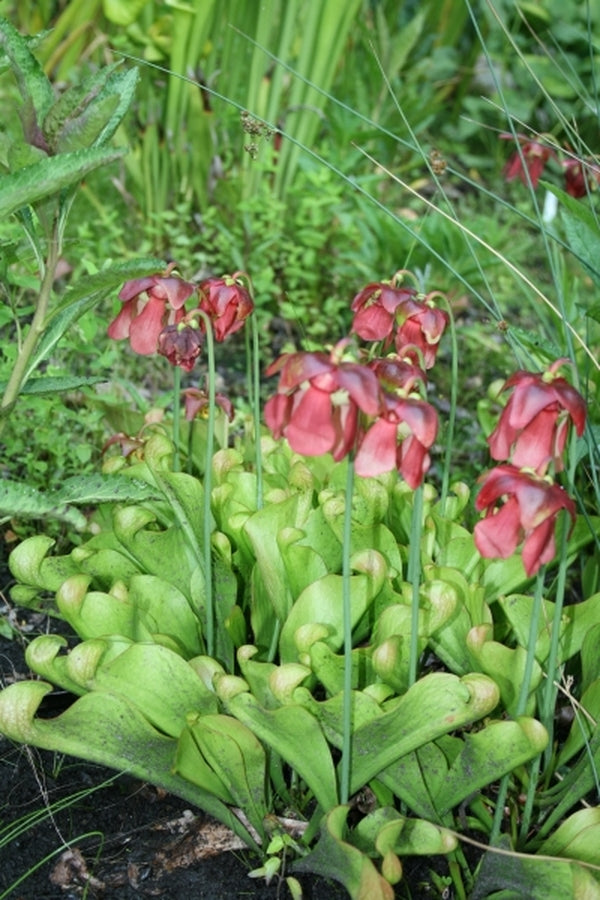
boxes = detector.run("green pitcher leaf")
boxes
[227,691,338,811]
[472,836,587,900]
[174,724,237,806]
[432,718,548,815]
[279,551,387,664]
[539,808,600,868]
[186,714,268,838]
[348,672,500,794]
[92,643,218,736]
[8,534,80,591]
[0,680,260,852]
[292,806,395,900]
[56,575,137,640]
[127,574,203,658]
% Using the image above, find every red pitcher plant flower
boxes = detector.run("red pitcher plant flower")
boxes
[157,318,204,372]
[488,360,586,474]
[501,133,556,188]
[108,263,196,355]
[354,357,438,487]
[264,340,381,460]
[181,387,234,423]
[392,292,449,369]
[474,464,576,576]
[198,273,254,342]
[351,275,448,369]
[350,278,419,345]
[562,156,600,198]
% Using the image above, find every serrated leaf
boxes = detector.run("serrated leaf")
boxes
[0,17,54,123]
[55,94,121,154]
[0,375,105,395]
[0,480,86,529]
[54,473,161,506]
[93,67,139,146]
[42,63,119,146]
[0,146,126,219]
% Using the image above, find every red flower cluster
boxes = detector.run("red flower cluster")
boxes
[501,133,600,198]
[265,273,447,488]
[108,266,254,370]
[474,360,585,576]
[350,276,448,369]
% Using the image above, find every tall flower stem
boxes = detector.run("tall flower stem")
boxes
[197,309,216,657]
[407,484,424,687]
[172,364,181,472]
[439,299,458,513]
[340,457,355,805]
[250,314,263,510]
[515,568,545,843]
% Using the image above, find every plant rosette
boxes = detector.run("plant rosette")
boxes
[2,431,598,898]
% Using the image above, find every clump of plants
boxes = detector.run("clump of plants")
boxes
[1,15,600,900]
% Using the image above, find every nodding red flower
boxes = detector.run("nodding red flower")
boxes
[181,387,234,422]
[264,340,381,460]
[501,134,556,188]
[474,464,576,576]
[108,263,196,355]
[562,157,600,198]
[354,356,437,486]
[157,320,204,371]
[488,360,586,474]
[351,278,448,369]
[393,295,449,369]
[198,273,253,341]
[351,281,418,345]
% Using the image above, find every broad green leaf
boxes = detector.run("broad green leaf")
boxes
[174,725,237,805]
[56,473,160,506]
[0,146,126,219]
[94,66,139,146]
[0,680,259,852]
[543,180,600,285]
[292,806,394,900]
[42,62,120,144]
[0,479,86,529]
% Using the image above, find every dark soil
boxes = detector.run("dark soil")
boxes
[0,600,446,900]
